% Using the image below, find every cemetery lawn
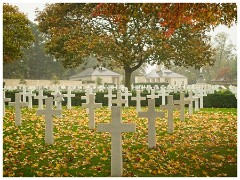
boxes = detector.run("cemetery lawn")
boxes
[3,107,237,177]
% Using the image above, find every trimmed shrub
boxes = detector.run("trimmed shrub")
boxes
[203,94,237,108]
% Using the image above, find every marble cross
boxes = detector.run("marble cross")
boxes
[9,93,28,126]
[173,85,178,93]
[146,88,159,99]
[166,85,174,94]
[36,97,62,144]
[131,90,146,112]
[82,88,94,113]
[121,87,132,107]
[63,87,75,109]
[19,86,28,103]
[82,94,102,129]
[160,95,180,134]
[51,86,60,106]
[104,88,116,109]
[186,91,199,115]
[112,91,127,107]
[200,86,207,108]
[3,90,11,116]
[34,89,47,110]
[53,92,64,118]
[26,89,36,109]
[157,87,169,105]
[196,87,205,109]
[174,92,190,121]
[138,99,165,148]
[97,106,136,177]
[146,85,152,93]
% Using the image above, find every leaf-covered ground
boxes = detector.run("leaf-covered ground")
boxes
[3,106,237,177]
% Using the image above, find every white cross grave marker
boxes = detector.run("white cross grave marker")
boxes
[173,85,178,93]
[54,92,64,118]
[112,91,127,107]
[25,89,36,109]
[82,94,102,129]
[97,106,136,177]
[19,86,28,103]
[138,99,165,148]
[157,86,169,105]
[193,89,200,111]
[82,88,95,114]
[34,89,47,110]
[146,85,152,93]
[160,95,180,134]
[63,87,75,110]
[146,88,159,99]
[131,90,146,112]
[186,91,199,115]
[197,87,205,108]
[36,97,62,144]
[104,88,116,109]
[9,93,28,126]
[51,86,60,106]
[121,87,132,107]
[3,90,11,116]
[174,92,190,121]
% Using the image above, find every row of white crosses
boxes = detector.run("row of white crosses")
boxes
[4,85,204,120]
[4,83,221,95]
[3,85,206,119]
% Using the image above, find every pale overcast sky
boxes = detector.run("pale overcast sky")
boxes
[9,2,238,73]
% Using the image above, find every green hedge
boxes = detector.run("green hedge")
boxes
[5,90,237,108]
[203,94,237,108]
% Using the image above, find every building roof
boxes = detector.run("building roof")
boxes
[69,67,121,80]
[146,69,186,79]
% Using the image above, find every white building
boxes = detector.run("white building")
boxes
[135,65,188,86]
[69,67,122,85]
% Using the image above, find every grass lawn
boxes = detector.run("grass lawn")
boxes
[3,106,237,177]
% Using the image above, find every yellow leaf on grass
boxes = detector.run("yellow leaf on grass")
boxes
[63,172,70,176]
[195,164,200,169]
[211,154,224,160]
[32,163,38,168]
[202,170,208,176]
[36,171,43,176]
[101,157,108,161]
[152,170,157,175]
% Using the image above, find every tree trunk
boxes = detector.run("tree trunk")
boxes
[124,68,132,91]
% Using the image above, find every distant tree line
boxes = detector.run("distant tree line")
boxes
[171,32,237,84]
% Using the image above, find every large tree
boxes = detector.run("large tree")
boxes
[3,23,67,80]
[36,3,237,89]
[3,4,34,63]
